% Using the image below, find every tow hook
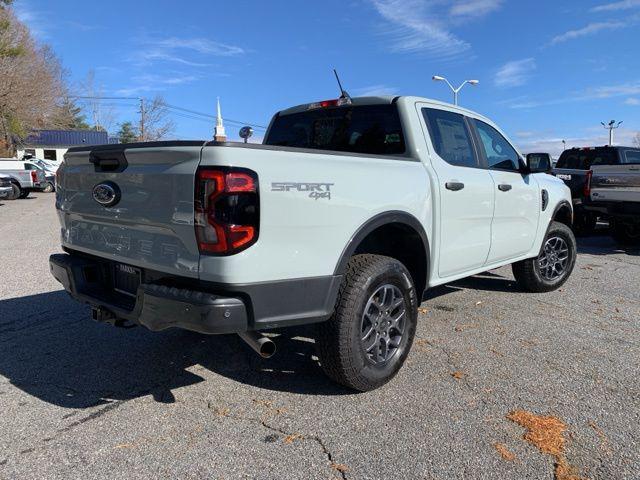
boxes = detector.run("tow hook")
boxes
[91,306,136,329]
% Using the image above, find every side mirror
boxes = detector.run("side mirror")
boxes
[526,153,552,173]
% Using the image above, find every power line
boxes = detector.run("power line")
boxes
[70,95,267,130]
[162,103,267,129]
[70,95,139,101]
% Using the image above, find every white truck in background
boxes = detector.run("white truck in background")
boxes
[50,95,576,391]
[0,159,47,199]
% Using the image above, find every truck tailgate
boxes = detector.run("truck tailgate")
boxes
[591,165,640,203]
[58,142,205,278]
[552,168,589,199]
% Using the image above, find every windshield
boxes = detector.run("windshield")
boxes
[556,148,618,169]
[264,104,406,156]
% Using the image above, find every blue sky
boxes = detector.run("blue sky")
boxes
[13,0,640,154]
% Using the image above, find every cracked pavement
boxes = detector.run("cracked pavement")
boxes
[1,195,639,479]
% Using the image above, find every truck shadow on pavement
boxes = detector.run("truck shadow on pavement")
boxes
[0,291,351,409]
[576,234,639,256]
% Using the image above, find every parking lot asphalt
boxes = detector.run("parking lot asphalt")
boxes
[1,194,639,480]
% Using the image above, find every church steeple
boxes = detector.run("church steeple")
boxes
[214,97,227,142]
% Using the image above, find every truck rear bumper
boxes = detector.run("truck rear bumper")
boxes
[50,253,248,334]
[49,252,341,334]
[583,201,640,218]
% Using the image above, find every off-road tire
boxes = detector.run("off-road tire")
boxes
[316,254,418,392]
[6,183,21,200]
[512,221,577,293]
[18,189,30,199]
[611,219,640,246]
[573,212,597,236]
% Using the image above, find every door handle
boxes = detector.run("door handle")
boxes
[445,181,465,191]
[498,184,512,192]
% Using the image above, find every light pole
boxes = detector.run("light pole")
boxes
[562,139,566,151]
[432,75,479,106]
[601,120,622,146]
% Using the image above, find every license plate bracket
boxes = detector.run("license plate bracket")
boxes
[113,263,141,297]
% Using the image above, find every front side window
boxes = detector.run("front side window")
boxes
[473,120,520,171]
[422,108,477,168]
[624,150,640,164]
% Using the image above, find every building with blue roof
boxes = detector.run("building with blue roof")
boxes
[16,130,119,161]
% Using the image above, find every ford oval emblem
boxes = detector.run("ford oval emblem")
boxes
[92,181,121,207]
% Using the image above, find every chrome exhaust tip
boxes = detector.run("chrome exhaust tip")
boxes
[238,331,276,359]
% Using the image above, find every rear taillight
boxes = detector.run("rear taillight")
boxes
[30,170,37,183]
[194,168,259,255]
[584,170,593,198]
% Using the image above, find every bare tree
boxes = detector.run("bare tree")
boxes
[80,70,116,132]
[634,133,640,148]
[0,8,65,155]
[139,95,174,141]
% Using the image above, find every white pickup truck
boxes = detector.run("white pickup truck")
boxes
[50,95,576,391]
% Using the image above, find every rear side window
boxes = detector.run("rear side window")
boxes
[264,104,406,155]
[473,120,520,171]
[422,108,478,168]
[624,150,640,164]
[556,149,618,169]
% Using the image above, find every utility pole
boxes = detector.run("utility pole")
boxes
[139,98,146,142]
[601,120,622,146]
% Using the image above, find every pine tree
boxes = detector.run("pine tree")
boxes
[117,122,138,144]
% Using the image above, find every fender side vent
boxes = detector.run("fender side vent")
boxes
[541,189,549,211]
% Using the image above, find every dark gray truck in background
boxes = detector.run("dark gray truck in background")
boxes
[552,146,640,242]
[589,149,640,245]
[553,147,620,233]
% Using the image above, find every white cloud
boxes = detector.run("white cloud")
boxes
[449,0,503,19]
[507,81,640,109]
[129,36,245,68]
[591,0,640,12]
[550,21,625,45]
[625,98,640,105]
[494,58,536,88]
[369,0,502,59]
[517,128,639,157]
[353,84,399,96]
[153,37,245,57]
[582,81,640,99]
[115,74,200,96]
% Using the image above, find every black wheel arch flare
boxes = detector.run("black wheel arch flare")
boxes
[333,211,431,295]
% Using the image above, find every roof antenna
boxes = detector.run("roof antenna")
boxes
[333,69,352,104]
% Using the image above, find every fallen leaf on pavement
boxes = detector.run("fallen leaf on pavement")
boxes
[507,410,585,480]
[283,433,303,444]
[493,442,515,461]
[451,371,465,380]
[331,463,349,473]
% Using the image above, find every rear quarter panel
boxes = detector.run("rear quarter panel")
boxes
[199,146,431,283]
